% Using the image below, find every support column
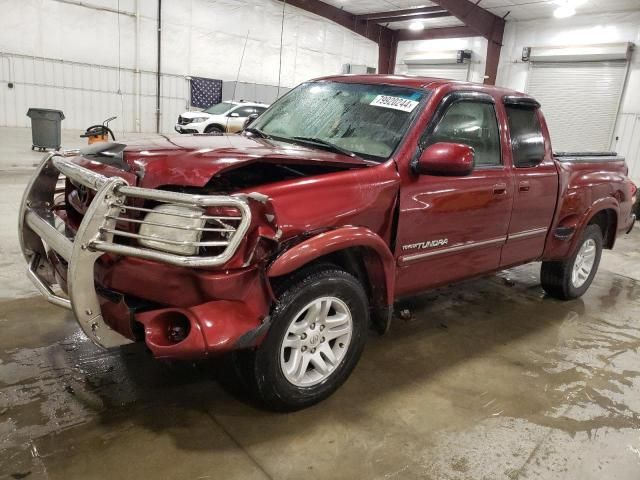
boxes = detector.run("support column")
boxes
[484,39,502,85]
[378,30,398,74]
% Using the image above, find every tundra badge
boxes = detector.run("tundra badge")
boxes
[402,239,448,251]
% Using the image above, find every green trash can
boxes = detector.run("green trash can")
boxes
[26,108,65,151]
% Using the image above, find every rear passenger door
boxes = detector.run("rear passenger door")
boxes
[500,99,559,267]
[395,92,514,296]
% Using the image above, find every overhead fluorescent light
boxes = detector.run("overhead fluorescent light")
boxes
[409,21,424,31]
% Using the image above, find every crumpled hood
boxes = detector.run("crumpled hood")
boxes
[120,134,372,189]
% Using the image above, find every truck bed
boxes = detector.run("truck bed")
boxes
[554,152,623,163]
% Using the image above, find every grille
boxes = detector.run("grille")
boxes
[178,116,192,125]
[53,156,251,268]
[102,203,243,256]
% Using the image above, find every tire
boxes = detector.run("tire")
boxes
[204,124,224,134]
[243,265,369,411]
[541,224,603,300]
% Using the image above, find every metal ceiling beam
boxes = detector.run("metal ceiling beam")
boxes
[278,0,364,37]
[396,26,476,42]
[358,6,444,20]
[429,0,506,85]
[279,0,502,80]
[278,0,397,74]
[367,12,452,24]
[429,0,504,43]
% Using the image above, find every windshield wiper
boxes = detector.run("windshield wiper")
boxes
[244,127,270,139]
[291,136,357,158]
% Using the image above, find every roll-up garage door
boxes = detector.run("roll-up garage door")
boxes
[526,61,627,152]
[406,64,470,81]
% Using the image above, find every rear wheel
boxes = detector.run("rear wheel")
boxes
[541,224,603,300]
[243,265,368,411]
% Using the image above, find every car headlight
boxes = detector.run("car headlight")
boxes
[191,117,209,123]
[138,204,205,256]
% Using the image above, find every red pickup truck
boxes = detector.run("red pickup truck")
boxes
[19,75,637,410]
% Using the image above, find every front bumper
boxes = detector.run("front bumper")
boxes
[174,123,199,134]
[19,152,253,349]
[174,122,204,134]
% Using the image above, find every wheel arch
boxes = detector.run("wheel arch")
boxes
[587,208,617,249]
[546,197,620,260]
[204,123,225,133]
[267,227,396,327]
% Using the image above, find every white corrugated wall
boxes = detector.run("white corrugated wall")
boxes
[0,53,188,133]
[0,0,378,134]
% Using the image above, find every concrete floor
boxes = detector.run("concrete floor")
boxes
[2,128,640,479]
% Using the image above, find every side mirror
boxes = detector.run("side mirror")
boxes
[414,142,475,176]
[229,112,240,118]
[244,113,259,129]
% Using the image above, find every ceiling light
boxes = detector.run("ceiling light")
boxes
[553,0,587,17]
[554,5,576,18]
[409,21,424,31]
[554,0,587,6]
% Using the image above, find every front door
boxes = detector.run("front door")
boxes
[395,93,514,297]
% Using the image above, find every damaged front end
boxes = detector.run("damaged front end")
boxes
[19,151,280,358]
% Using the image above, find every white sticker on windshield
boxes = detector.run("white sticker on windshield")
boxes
[370,95,419,112]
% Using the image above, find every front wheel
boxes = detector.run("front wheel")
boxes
[541,224,603,300]
[244,266,368,411]
[204,124,224,134]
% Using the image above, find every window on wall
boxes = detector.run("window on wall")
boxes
[506,106,545,168]
[427,101,501,167]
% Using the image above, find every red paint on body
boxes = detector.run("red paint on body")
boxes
[57,75,636,358]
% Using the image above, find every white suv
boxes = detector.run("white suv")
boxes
[175,101,269,134]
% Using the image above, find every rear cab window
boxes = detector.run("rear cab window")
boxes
[505,103,545,168]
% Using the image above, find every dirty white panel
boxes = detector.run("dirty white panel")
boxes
[613,114,640,183]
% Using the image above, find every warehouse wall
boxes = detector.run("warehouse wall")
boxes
[0,0,377,134]
[496,11,640,179]
[394,36,488,83]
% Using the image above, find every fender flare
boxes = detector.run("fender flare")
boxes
[267,226,396,306]
[568,197,619,254]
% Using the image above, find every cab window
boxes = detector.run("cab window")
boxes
[506,106,545,168]
[427,100,501,167]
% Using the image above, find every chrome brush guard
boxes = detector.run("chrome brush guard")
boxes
[19,152,252,348]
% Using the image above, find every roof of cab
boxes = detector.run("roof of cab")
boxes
[311,74,534,103]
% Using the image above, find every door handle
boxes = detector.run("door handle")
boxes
[493,183,507,195]
[519,181,531,192]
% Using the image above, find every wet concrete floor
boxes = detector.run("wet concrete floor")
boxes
[1,169,640,479]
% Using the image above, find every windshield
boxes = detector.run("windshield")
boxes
[251,82,426,161]
[204,102,235,115]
